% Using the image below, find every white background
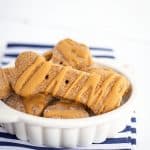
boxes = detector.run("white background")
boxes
[0,0,150,149]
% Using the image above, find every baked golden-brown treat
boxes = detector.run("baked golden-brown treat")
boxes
[44,39,93,69]
[0,38,131,117]
[4,68,17,89]
[12,51,129,114]
[43,99,89,118]
[42,38,94,112]
[4,93,26,112]
[4,93,53,116]
[0,68,12,99]
[23,94,53,116]
[0,51,39,99]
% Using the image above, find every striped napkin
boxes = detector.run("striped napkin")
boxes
[0,43,136,150]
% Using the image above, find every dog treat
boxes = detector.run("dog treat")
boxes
[0,69,12,99]
[0,38,131,117]
[86,66,130,113]
[43,99,89,118]
[23,94,53,116]
[12,52,129,114]
[4,93,26,112]
[4,68,17,89]
[0,67,22,99]
[4,93,54,116]
[44,39,93,69]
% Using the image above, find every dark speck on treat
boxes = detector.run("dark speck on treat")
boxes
[65,80,69,84]
[45,75,49,80]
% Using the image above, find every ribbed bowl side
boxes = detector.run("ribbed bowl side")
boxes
[3,123,15,134]
[14,122,27,141]
[2,117,128,148]
[93,123,110,143]
[78,126,96,146]
[26,124,43,145]
[45,128,62,147]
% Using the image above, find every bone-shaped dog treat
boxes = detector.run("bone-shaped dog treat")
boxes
[44,39,93,69]
[13,52,129,114]
[43,99,89,118]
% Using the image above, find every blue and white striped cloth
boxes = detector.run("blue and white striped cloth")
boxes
[0,43,136,150]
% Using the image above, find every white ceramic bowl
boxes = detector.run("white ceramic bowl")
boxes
[0,59,135,148]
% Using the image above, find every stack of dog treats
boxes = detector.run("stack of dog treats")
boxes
[0,39,130,118]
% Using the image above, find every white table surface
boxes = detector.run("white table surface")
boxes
[0,1,150,149]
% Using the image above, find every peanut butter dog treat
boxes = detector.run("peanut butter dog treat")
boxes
[43,99,89,118]
[0,69,12,99]
[4,93,26,112]
[13,52,130,114]
[44,39,93,69]
[23,94,53,116]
